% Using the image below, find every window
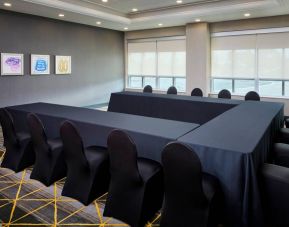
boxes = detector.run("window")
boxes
[143,77,157,88]
[259,80,283,96]
[128,42,156,76]
[127,38,186,92]
[234,79,255,94]
[211,31,289,97]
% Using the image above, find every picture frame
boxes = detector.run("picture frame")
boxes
[31,54,50,75]
[55,55,71,75]
[1,53,24,76]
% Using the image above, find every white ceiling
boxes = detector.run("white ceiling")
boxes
[80,0,210,14]
[1,0,289,31]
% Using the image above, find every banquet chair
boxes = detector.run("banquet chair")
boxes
[191,88,203,97]
[245,91,260,101]
[273,143,289,168]
[27,113,66,186]
[0,108,35,172]
[143,85,153,93]
[60,121,109,205]
[167,86,177,95]
[261,163,289,227]
[104,129,164,227]
[278,128,289,144]
[160,142,223,227]
[285,117,289,128]
[218,89,231,99]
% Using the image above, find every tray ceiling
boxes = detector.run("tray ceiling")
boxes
[0,0,288,31]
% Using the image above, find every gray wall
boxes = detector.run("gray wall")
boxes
[0,10,124,107]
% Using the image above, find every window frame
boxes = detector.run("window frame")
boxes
[210,31,289,98]
[126,36,187,92]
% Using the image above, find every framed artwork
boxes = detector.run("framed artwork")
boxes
[31,54,50,75]
[1,53,24,76]
[55,55,71,75]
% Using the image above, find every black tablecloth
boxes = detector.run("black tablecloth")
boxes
[7,103,199,162]
[108,91,242,124]
[6,99,284,227]
[178,101,284,227]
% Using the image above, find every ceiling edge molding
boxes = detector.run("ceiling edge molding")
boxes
[21,0,131,24]
[131,0,279,23]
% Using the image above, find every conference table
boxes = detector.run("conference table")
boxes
[178,101,283,227]
[7,102,199,162]
[108,91,242,124]
[6,92,284,227]
[108,91,284,227]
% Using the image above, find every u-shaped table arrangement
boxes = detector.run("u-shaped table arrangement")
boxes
[6,91,284,227]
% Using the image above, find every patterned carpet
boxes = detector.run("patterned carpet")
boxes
[0,127,160,227]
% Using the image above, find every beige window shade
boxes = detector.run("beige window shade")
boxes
[157,40,186,77]
[211,35,256,79]
[211,50,233,78]
[211,35,256,50]
[234,49,255,78]
[257,33,289,79]
[258,49,282,79]
[284,49,289,78]
[128,42,156,76]
[211,30,289,96]
[256,33,289,49]
[128,42,156,52]
[157,40,186,52]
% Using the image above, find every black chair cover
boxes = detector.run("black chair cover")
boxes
[27,113,66,186]
[143,85,153,93]
[160,142,223,227]
[104,129,164,227]
[60,121,109,205]
[261,163,289,227]
[278,128,289,144]
[167,86,177,95]
[218,89,231,99]
[191,88,203,97]
[274,143,289,168]
[245,91,260,101]
[0,108,34,172]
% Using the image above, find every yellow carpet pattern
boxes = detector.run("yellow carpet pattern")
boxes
[0,128,160,227]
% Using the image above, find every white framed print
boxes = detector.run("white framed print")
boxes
[1,53,24,76]
[31,54,50,75]
[55,55,71,75]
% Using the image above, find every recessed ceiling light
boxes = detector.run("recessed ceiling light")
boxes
[158,23,163,26]
[3,2,12,7]
[124,27,128,30]
[102,0,108,2]
[58,14,65,17]
[176,0,183,3]
[244,13,251,17]
[132,8,138,12]
[195,18,201,22]
[96,21,102,25]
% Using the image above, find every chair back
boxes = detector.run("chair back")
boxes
[27,113,49,154]
[143,85,153,93]
[191,88,203,97]
[107,129,141,183]
[261,163,289,226]
[218,89,231,99]
[60,121,88,168]
[245,91,260,101]
[162,142,208,209]
[167,86,177,95]
[0,108,18,146]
